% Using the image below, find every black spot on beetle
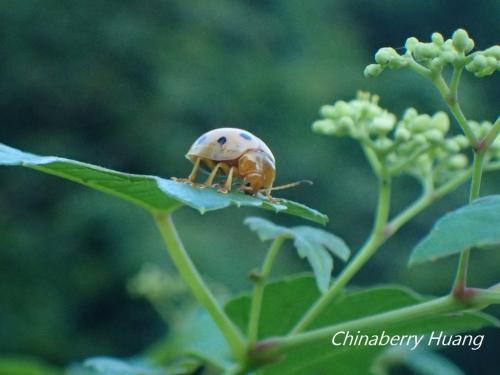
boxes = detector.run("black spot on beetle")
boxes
[240,132,252,140]
[196,135,207,145]
[217,136,227,145]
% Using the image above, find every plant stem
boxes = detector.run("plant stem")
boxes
[452,150,485,293]
[289,164,477,335]
[154,213,246,360]
[272,296,458,355]
[483,116,500,149]
[290,169,392,334]
[432,75,477,145]
[248,236,286,344]
[266,289,500,357]
[387,168,471,235]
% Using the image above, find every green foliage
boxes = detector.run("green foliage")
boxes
[1,4,499,374]
[0,143,327,224]
[0,357,62,375]
[244,217,350,293]
[80,356,199,375]
[410,195,500,265]
[372,347,465,375]
[224,275,496,374]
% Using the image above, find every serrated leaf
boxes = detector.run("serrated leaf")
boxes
[244,217,350,293]
[0,143,328,224]
[410,195,500,265]
[224,275,498,375]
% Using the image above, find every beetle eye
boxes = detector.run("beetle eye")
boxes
[245,182,251,187]
[217,136,227,145]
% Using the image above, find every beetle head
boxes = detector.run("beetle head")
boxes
[238,150,275,194]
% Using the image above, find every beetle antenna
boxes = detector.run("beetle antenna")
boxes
[263,180,313,192]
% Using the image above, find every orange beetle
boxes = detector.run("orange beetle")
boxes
[174,127,306,199]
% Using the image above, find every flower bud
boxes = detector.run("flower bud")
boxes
[465,39,475,53]
[405,37,419,52]
[335,101,353,117]
[338,116,354,133]
[440,51,457,64]
[414,134,427,145]
[425,129,444,143]
[388,56,408,69]
[402,108,418,121]
[370,113,396,134]
[395,127,411,141]
[413,43,440,60]
[431,32,444,46]
[364,64,384,78]
[374,138,393,152]
[320,105,337,118]
[444,140,460,153]
[484,45,500,59]
[410,114,431,132]
[431,112,450,133]
[466,54,487,72]
[312,119,336,134]
[454,135,469,148]
[375,47,399,65]
[452,29,472,52]
[447,154,468,169]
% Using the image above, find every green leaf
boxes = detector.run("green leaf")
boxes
[372,347,465,375]
[410,195,500,265]
[0,143,327,224]
[0,356,62,375]
[83,357,197,375]
[224,275,498,375]
[244,217,350,293]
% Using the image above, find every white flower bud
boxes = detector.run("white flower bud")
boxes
[454,135,469,148]
[402,108,418,121]
[320,105,337,118]
[375,47,399,65]
[410,114,431,132]
[395,127,411,141]
[370,113,396,134]
[431,32,444,46]
[444,140,460,153]
[405,37,419,52]
[414,43,440,60]
[425,129,444,143]
[431,112,450,133]
[312,119,336,134]
[374,138,393,152]
[452,29,472,52]
[334,101,353,117]
[364,64,384,78]
[414,134,427,145]
[447,154,468,169]
[484,45,500,59]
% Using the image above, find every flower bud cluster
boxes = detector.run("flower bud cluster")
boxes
[312,93,489,184]
[364,29,499,78]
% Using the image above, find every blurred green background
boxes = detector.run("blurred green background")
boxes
[1,0,498,373]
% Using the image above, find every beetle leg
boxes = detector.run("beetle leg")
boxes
[202,162,223,187]
[172,157,201,184]
[218,167,234,193]
[188,157,201,181]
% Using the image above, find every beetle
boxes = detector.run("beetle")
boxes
[173,127,307,199]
